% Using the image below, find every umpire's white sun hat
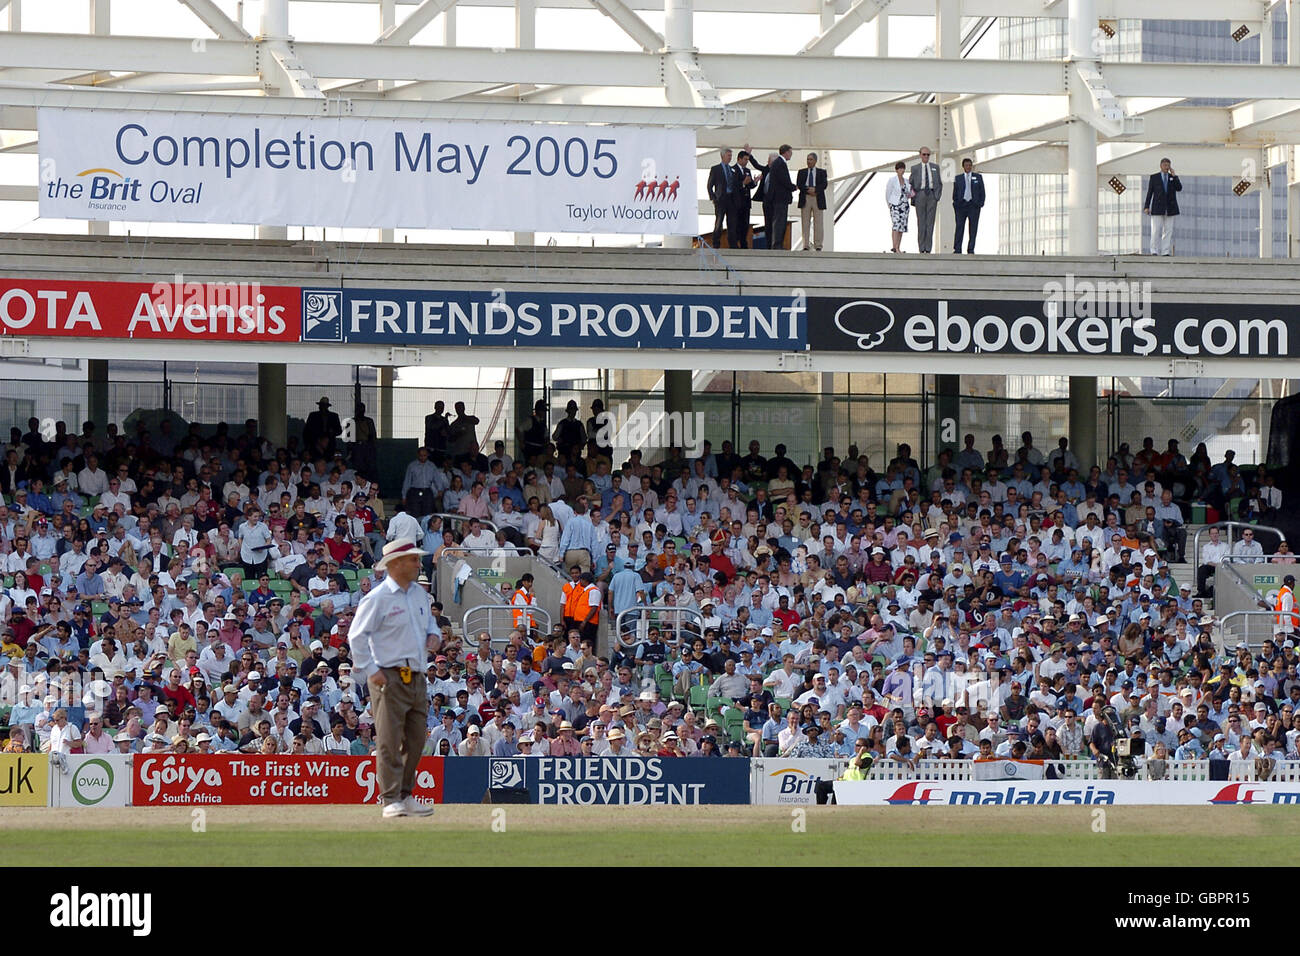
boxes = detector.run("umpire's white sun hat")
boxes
[375,538,430,571]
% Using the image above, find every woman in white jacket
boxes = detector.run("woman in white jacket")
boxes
[885,160,914,253]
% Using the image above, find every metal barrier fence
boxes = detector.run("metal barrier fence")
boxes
[462,603,553,647]
[425,513,497,534]
[614,606,705,650]
[1218,610,1290,653]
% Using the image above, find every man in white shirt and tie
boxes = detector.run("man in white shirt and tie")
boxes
[707,148,738,248]
[952,157,985,254]
[908,147,942,253]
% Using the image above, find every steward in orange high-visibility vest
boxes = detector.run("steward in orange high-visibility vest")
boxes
[1276,575,1299,632]
[511,573,537,631]
[562,566,586,630]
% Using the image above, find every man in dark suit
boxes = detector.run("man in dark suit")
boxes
[796,152,828,251]
[952,157,985,254]
[733,150,759,248]
[706,148,736,248]
[303,397,342,458]
[424,400,448,459]
[744,144,771,244]
[764,144,796,251]
[0,449,22,498]
[1143,157,1181,256]
[908,147,942,253]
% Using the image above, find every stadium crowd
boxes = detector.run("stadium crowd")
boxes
[0,402,1296,780]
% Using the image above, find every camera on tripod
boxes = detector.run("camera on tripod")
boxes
[1114,736,1144,778]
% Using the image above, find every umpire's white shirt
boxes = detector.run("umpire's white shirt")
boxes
[350,576,435,680]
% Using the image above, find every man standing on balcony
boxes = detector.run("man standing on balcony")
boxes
[1143,157,1181,256]
[909,147,942,254]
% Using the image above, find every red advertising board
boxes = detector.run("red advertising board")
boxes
[131,754,444,805]
[0,277,300,341]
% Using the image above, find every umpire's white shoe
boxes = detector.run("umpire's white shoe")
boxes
[382,801,408,819]
[404,797,435,817]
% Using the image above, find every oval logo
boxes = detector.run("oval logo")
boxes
[71,758,114,806]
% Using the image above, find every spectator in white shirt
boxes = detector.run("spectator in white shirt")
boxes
[46,708,82,754]
[1196,526,1229,597]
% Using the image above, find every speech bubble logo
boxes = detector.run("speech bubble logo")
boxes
[833,300,895,350]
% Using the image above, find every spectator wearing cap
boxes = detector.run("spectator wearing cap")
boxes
[444,719,480,756]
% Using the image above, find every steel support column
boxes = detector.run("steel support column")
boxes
[514,367,534,460]
[663,0,696,249]
[664,369,693,447]
[934,373,959,457]
[258,363,288,448]
[1069,375,1097,474]
[1067,0,1099,257]
[87,359,109,431]
[936,0,960,253]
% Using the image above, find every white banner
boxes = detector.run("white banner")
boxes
[834,779,1300,806]
[37,109,698,235]
[52,754,132,808]
[971,758,1058,780]
[751,759,844,805]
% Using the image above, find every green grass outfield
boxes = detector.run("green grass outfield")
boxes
[2,805,1297,865]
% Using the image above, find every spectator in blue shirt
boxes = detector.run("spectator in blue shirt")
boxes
[992,556,1025,597]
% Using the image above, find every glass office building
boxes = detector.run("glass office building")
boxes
[998,16,1288,257]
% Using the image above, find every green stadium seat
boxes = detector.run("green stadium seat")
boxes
[241,580,258,592]
[38,563,51,576]
[724,709,745,743]
[92,600,109,616]
[657,673,675,701]
[688,684,709,711]
[775,696,792,714]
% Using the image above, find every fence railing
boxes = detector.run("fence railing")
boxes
[614,606,704,650]
[462,603,553,647]
[1192,521,1287,572]
[1217,610,1288,654]
[424,513,497,534]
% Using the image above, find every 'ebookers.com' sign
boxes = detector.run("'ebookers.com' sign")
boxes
[37,109,698,235]
[808,296,1298,357]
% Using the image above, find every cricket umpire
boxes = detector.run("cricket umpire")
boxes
[351,538,436,818]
